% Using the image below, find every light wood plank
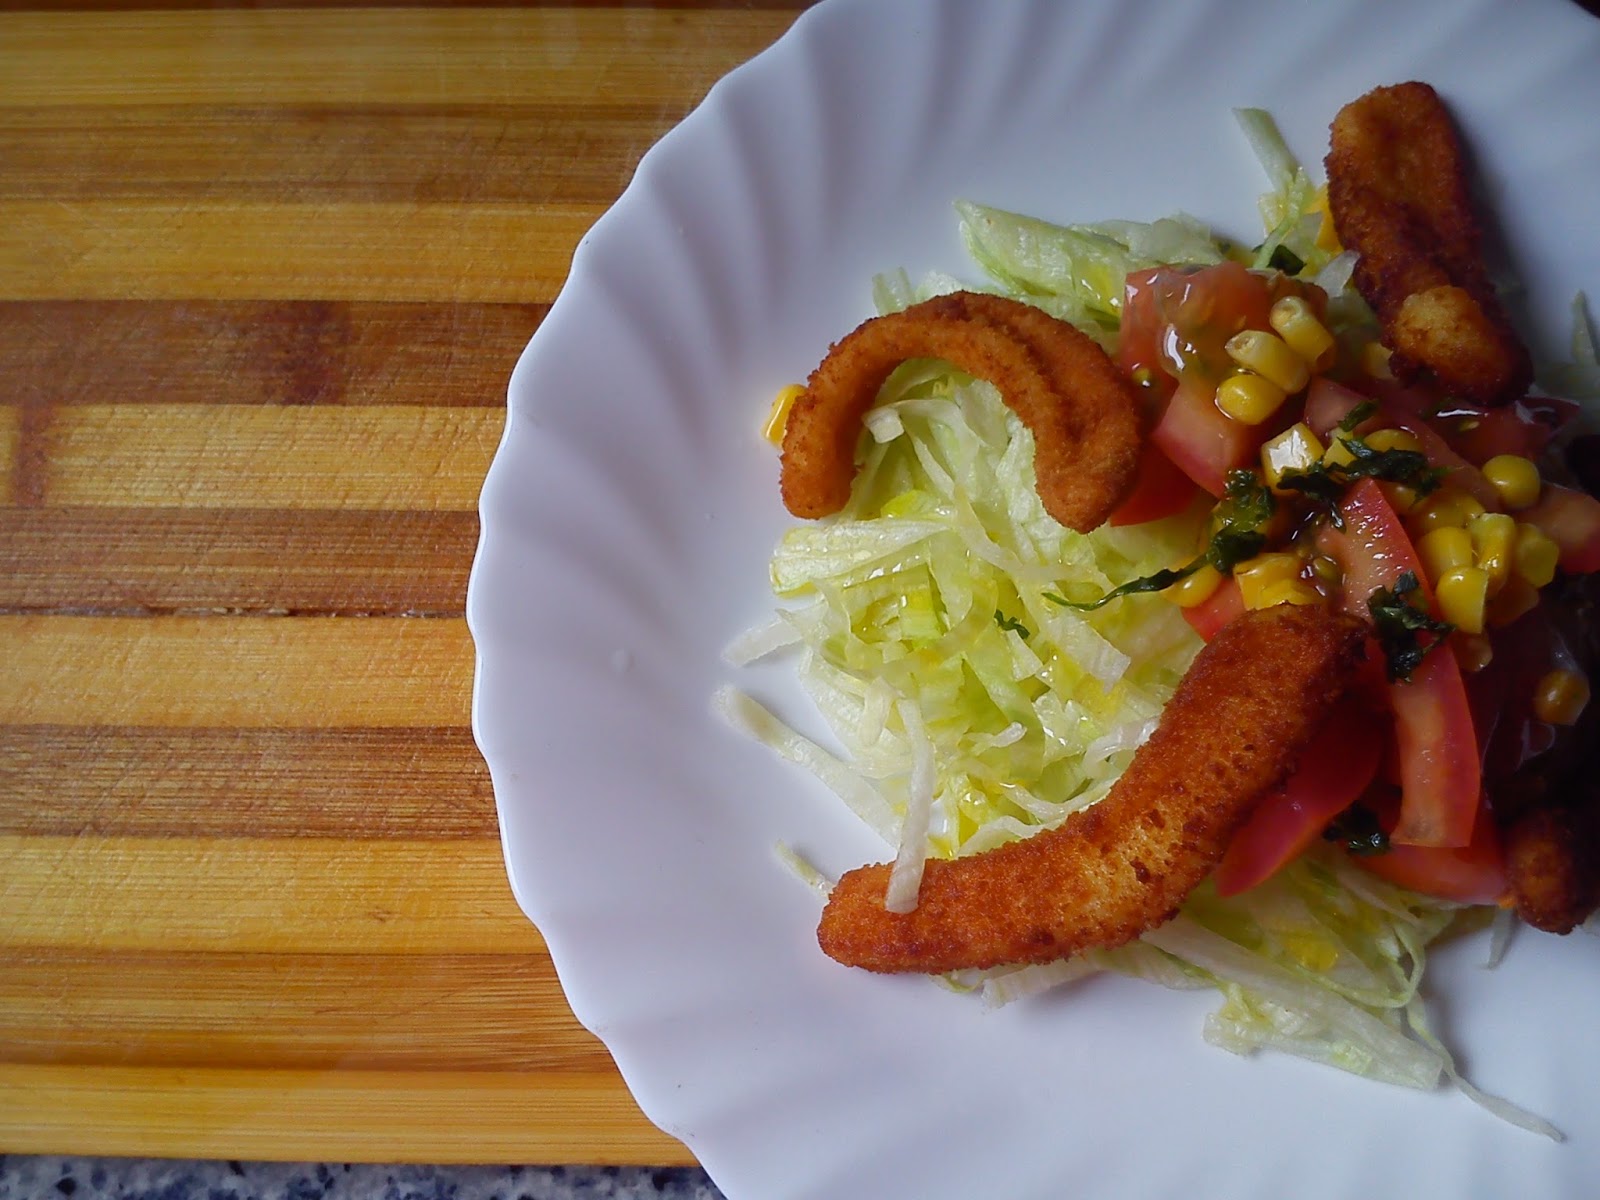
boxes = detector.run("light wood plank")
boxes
[1,404,15,501]
[0,727,494,838]
[0,509,479,615]
[0,616,472,727]
[0,950,607,1072]
[0,8,793,109]
[0,1064,693,1165]
[0,200,594,303]
[40,406,500,510]
[0,301,538,407]
[0,836,541,954]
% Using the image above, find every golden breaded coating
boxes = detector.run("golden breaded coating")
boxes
[1325,81,1531,405]
[779,291,1142,532]
[1503,803,1600,934]
[816,606,1367,973]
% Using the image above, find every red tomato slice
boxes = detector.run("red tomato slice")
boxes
[1152,378,1263,497]
[1318,478,1481,847]
[1181,576,1244,642]
[1302,379,1498,510]
[1355,799,1509,905]
[1213,699,1386,897]
[1522,483,1600,573]
[1109,441,1201,526]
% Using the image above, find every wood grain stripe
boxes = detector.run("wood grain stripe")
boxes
[39,406,500,510]
[0,105,670,206]
[0,951,605,1072]
[0,616,472,728]
[0,9,794,108]
[0,301,538,407]
[0,1064,692,1165]
[0,727,494,838]
[0,837,540,954]
[0,405,15,500]
[0,509,479,616]
[0,200,593,303]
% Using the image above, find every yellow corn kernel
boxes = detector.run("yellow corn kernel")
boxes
[1216,372,1288,426]
[1167,563,1223,609]
[1533,669,1590,726]
[1256,580,1324,609]
[1468,512,1517,594]
[1454,633,1494,673]
[1363,427,1423,455]
[1408,487,1487,537]
[1435,566,1489,635]
[1260,422,1326,488]
[763,383,804,443]
[1487,576,1541,629]
[1514,523,1561,589]
[1481,454,1542,511]
[1361,341,1394,380]
[1235,552,1305,609]
[1417,526,1475,585]
[1268,296,1337,371]
[1224,330,1311,393]
[1310,185,1342,253]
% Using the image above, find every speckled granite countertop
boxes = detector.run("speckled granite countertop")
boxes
[0,1160,726,1200]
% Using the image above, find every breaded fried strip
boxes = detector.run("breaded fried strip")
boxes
[779,292,1142,532]
[817,606,1367,973]
[1504,803,1600,934]
[1325,81,1531,405]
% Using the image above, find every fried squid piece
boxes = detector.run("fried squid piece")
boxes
[1503,799,1600,934]
[779,291,1142,532]
[817,605,1367,973]
[1325,81,1532,406]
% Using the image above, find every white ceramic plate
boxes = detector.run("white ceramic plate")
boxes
[468,1,1600,1195]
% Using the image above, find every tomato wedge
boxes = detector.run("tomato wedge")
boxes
[1355,799,1509,905]
[1318,478,1481,847]
[1302,379,1498,509]
[1110,441,1201,526]
[1522,483,1600,573]
[1152,378,1262,497]
[1181,576,1244,642]
[1213,699,1386,897]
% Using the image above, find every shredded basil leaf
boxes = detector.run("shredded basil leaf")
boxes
[1048,470,1276,612]
[1276,433,1447,525]
[1338,400,1379,433]
[994,610,1032,639]
[1265,244,1305,275]
[1323,805,1391,856]
[1367,570,1454,682]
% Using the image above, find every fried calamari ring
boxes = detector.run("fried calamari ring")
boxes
[817,605,1367,973]
[1325,81,1532,406]
[779,291,1142,532]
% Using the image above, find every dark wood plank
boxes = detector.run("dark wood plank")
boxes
[0,951,605,1072]
[0,105,676,205]
[0,508,478,614]
[0,301,537,408]
[0,726,495,838]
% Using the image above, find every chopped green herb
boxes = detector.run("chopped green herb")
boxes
[993,610,1032,640]
[1265,243,1305,275]
[1276,433,1447,521]
[1323,805,1391,856]
[1368,570,1455,682]
[1048,470,1276,612]
[1338,400,1379,433]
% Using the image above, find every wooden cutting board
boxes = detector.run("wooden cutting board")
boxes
[0,2,805,1165]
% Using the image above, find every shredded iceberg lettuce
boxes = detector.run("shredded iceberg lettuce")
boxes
[720,171,1556,1134]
